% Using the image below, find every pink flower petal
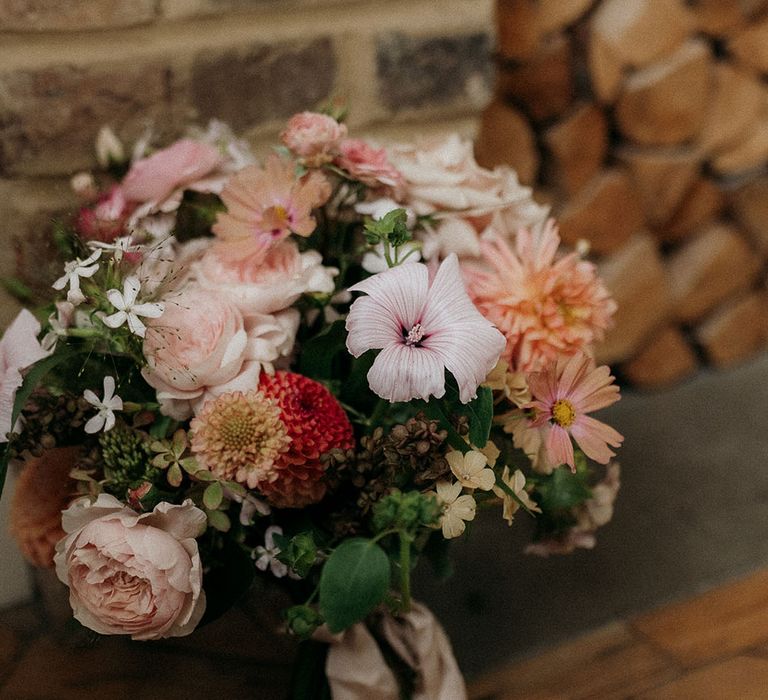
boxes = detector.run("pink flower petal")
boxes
[570,415,623,464]
[366,343,445,403]
[544,425,574,470]
[348,261,428,330]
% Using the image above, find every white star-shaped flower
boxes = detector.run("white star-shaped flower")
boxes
[83,376,123,434]
[253,525,288,578]
[103,276,164,338]
[52,250,102,305]
[88,236,139,264]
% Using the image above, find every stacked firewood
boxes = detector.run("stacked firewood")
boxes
[477,0,768,388]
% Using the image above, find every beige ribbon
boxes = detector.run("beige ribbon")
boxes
[316,602,467,700]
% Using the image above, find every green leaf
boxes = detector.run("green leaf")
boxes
[298,320,347,380]
[443,379,493,449]
[319,538,390,633]
[149,414,173,439]
[167,463,183,487]
[466,386,493,448]
[203,481,223,510]
[275,532,318,578]
[206,509,231,533]
[0,347,84,501]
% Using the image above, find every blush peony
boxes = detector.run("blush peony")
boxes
[54,495,207,640]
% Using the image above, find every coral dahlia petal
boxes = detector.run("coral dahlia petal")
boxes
[10,447,80,568]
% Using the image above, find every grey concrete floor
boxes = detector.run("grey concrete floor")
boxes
[416,353,768,677]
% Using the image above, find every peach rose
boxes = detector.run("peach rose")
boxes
[10,447,80,568]
[122,139,222,205]
[336,138,403,190]
[280,111,347,163]
[192,239,337,315]
[54,495,206,640]
[142,286,298,419]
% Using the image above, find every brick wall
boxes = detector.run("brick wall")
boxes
[0,0,494,326]
[479,0,768,388]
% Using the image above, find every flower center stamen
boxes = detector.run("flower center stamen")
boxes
[404,323,426,346]
[552,399,576,427]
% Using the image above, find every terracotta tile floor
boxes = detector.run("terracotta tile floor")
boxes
[470,568,768,700]
[2,569,768,699]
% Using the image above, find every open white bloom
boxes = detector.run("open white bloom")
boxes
[446,450,496,491]
[493,467,541,525]
[434,481,476,539]
[83,376,123,434]
[103,276,164,338]
[52,250,102,306]
[254,525,288,578]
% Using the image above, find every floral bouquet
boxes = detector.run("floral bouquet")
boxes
[1,110,623,698]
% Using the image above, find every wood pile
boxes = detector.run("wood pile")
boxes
[477,0,768,388]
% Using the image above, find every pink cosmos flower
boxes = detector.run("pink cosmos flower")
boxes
[0,310,50,442]
[122,138,223,204]
[345,254,506,403]
[524,353,623,471]
[464,221,616,373]
[212,155,332,262]
[336,138,403,190]
[280,111,347,164]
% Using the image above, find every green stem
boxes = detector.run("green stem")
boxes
[399,532,412,613]
[65,327,105,339]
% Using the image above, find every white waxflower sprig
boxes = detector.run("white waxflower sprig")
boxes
[52,250,102,305]
[103,276,164,338]
[83,376,123,434]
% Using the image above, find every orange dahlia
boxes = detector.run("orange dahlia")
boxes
[257,371,354,508]
[10,446,80,568]
[190,390,290,488]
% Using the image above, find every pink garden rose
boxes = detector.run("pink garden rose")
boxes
[122,139,223,205]
[336,138,403,190]
[193,239,337,315]
[54,495,206,640]
[280,111,347,164]
[0,310,50,442]
[142,286,298,419]
[387,134,548,259]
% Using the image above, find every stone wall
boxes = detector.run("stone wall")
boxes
[478,0,768,388]
[0,0,494,326]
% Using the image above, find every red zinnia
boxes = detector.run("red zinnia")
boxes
[257,371,354,508]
